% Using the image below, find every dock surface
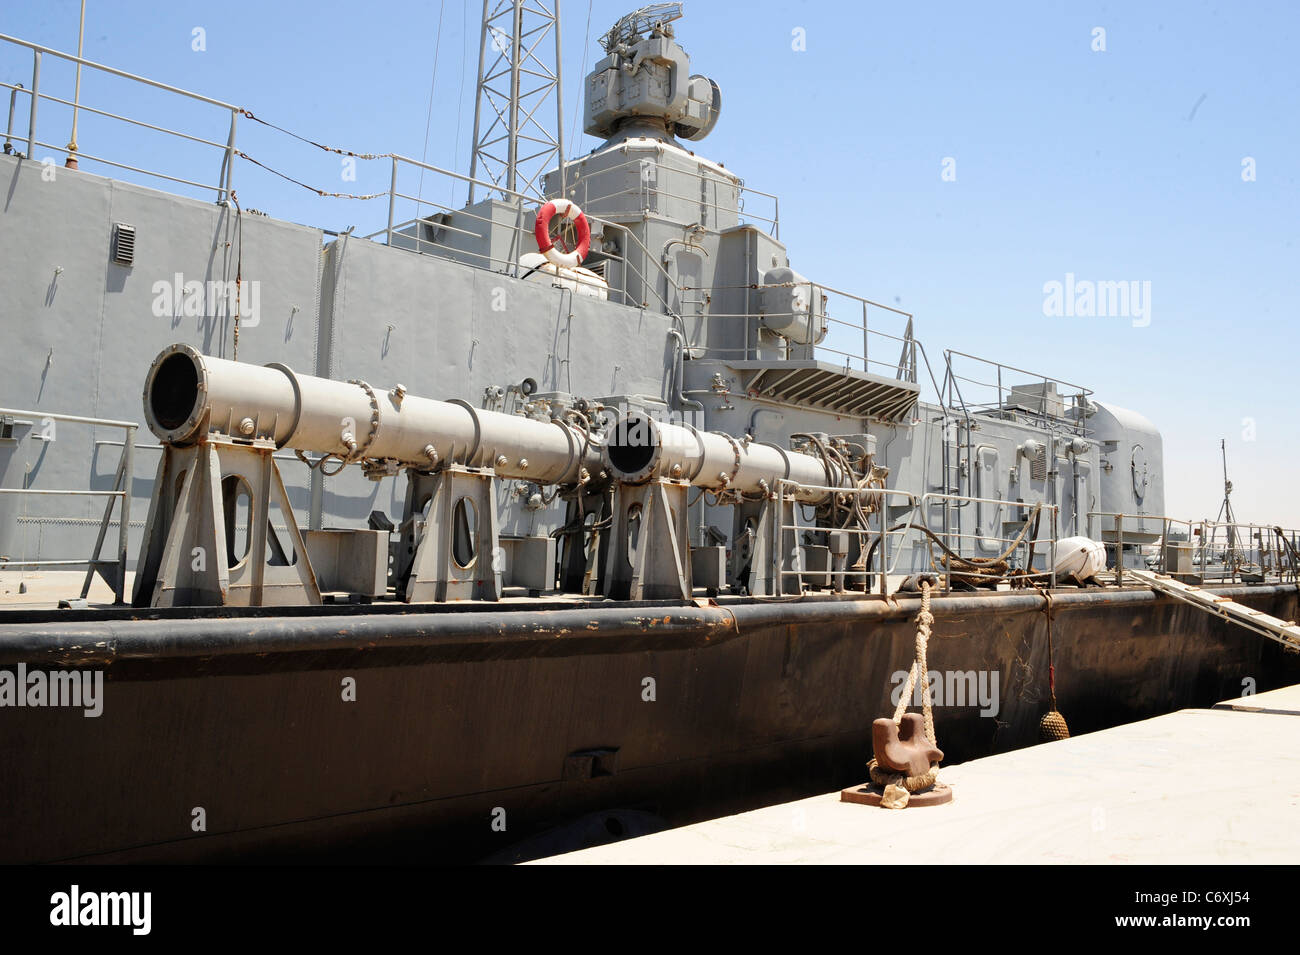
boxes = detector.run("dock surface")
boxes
[535,690,1300,864]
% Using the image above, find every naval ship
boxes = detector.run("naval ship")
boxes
[1,4,1297,863]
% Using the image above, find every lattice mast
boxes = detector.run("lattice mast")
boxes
[467,0,567,203]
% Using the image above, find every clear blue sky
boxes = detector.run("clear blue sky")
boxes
[3,1,1297,526]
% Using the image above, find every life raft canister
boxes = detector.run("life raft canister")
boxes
[533,198,591,269]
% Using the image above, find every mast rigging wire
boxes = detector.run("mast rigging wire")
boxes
[417,0,448,217]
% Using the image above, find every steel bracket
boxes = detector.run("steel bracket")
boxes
[603,479,692,601]
[400,465,502,602]
[131,437,322,608]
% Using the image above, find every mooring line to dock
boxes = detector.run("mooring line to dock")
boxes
[862,581,944,806]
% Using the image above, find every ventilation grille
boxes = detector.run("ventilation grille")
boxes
[1029,445,1048,482]
[111,223,136,267]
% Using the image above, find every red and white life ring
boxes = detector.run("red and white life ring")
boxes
[534,198,591,269]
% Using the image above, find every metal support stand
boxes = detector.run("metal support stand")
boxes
[559,488,610,596]
[604,479,691,601]
[132,437,321,608]
[401,465,502,602]
[732,495,797,597]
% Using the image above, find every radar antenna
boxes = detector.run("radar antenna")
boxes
[598,3,683,53]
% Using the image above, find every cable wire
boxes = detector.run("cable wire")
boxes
[417,0,448,217]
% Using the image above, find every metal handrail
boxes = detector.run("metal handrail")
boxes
[768,483,1060,596]
[944,349,1093,399]
[1085,511,1192,584]
[942,349,1093,436]
[1194,519,1300,584]
[0,30,923,383]
[0,31,949,405]
[0,407,136,604]
[1085,510,1300,585]
[379,152,687,318]
[0,33,239,201]
[922,493,1058,592]
[686,280,924,386]
[0,34,238,109]
[558,153,780,235]
[772,482,919,596]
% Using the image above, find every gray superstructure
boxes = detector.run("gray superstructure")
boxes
[0,6,1164,600]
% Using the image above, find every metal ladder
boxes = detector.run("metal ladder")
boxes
[1127,568,1300,652]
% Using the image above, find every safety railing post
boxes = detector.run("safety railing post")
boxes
[1050,505,1058,589]
[4,83,22,155]
[115,425,134,604]
[510,199,525,277]
[27,50,40,158]
[861,301,869,374]
[773,481,784,597]
[386,156,398,247]
[1115,514,1124,586]
[1199,520,1207,580]
[879,501,888,597]
[221,107,237,202]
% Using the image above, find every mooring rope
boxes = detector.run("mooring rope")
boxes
[861,503,1045,589]
[867,580,941,795]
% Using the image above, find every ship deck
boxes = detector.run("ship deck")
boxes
[1,567,1292,621]
[534,685,1300,864]
[0,569,596,613]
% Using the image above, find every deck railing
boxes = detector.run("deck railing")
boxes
[559,153,779,237]
[770,486,1058,596]
[1194,520,1300,584]
[1,32,239,201]
[0,408,136,604]
[771,483,920,597]
[1086,511,1300,585]
[0,31,933,387]
[361,152,687,318]
[681,282,928,383]
[921,494,1058,593]
[941,349,1094,436]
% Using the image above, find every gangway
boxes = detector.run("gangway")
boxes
[1127,568,1300,652]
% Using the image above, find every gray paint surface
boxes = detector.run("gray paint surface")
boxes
[0,19,1166,584]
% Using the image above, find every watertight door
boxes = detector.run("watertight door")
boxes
[975,445,1002,552]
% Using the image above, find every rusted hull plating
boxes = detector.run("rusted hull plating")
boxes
[0,584,1296,863]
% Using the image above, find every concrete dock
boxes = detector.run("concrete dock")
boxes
[535,686,1300,865]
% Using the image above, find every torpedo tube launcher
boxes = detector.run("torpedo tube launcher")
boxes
[135,344,877,608]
